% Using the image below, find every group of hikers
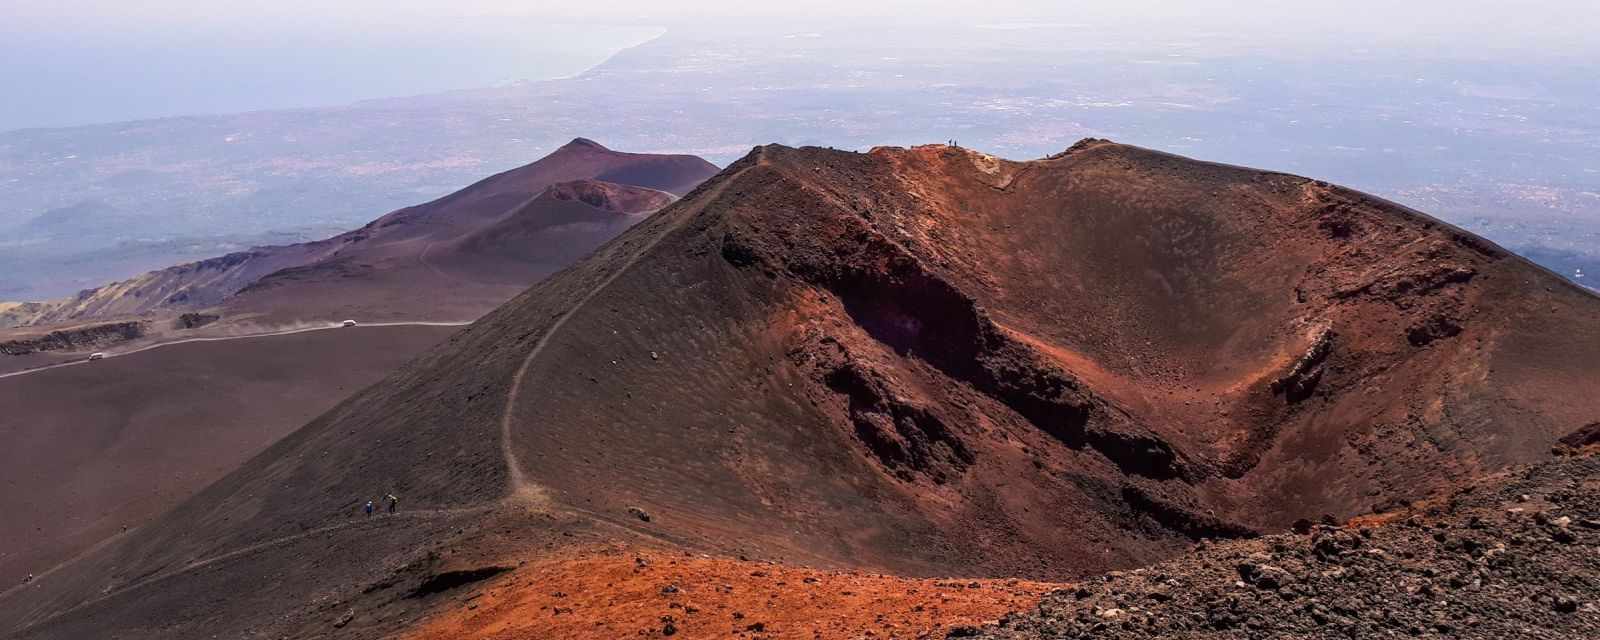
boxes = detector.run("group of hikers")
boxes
[362,493,399,517]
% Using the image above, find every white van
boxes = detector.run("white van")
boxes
[341,320,358,327]
[88,352,105,361]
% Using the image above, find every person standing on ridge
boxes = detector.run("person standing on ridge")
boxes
[364,500,374,517]
[385,493,398,514]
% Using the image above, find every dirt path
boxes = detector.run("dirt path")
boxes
[7,506,492,633]
[0,528,134,604]
[6,158,764,633]
[417,240,470,285]
[497,151,765,500]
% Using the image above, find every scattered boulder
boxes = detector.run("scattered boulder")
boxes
[174,312,220,330]
[963,454,1600,640]
[1557,422,1600,451]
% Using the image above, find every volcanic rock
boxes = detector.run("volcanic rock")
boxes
[5,140,1598,640]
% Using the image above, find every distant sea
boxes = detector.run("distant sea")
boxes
[0,20,664,133]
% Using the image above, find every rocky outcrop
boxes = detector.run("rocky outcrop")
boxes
[539,179,675,213]
[969,453,1600,640]
[1558,423,1600,451]
[174,313,221,330]
[1121,482,1257,541]
[728,180,1192,482]
[406,566,514,599]
[1407,313,1463,347]
[823,357,974,483]
[1270,327,1334,402]
[0,321,144,355]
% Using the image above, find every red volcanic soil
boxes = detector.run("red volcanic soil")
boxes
[404,546,1056,640]
[4,140,1597,640]
[0,324,458,587]
[7,139,718,329]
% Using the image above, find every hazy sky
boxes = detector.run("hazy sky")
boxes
[1,0,1592,130]
[3,0,1594,52]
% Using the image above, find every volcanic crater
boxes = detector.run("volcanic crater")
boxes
[4,139,1598,639]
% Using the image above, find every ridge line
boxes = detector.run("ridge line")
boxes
[497,148,768,498]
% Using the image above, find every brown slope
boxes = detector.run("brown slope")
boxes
[0,324,459,588]
[222,177,676,323]
[0,144,712,612]
[4,140,1598,640]
[6,139,717,328]
[0,303,59,329]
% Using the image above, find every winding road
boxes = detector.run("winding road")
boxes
[0,320,473,382]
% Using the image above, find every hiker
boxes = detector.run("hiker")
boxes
[364,500,374,517]
[385,493,398,514]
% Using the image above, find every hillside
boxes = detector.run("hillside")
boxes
[0,142,714,588]
[2,139,717,329]
[3,140,1596,639]
[0,324,460,588]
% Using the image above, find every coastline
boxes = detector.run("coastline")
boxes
[0,23,670,136]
